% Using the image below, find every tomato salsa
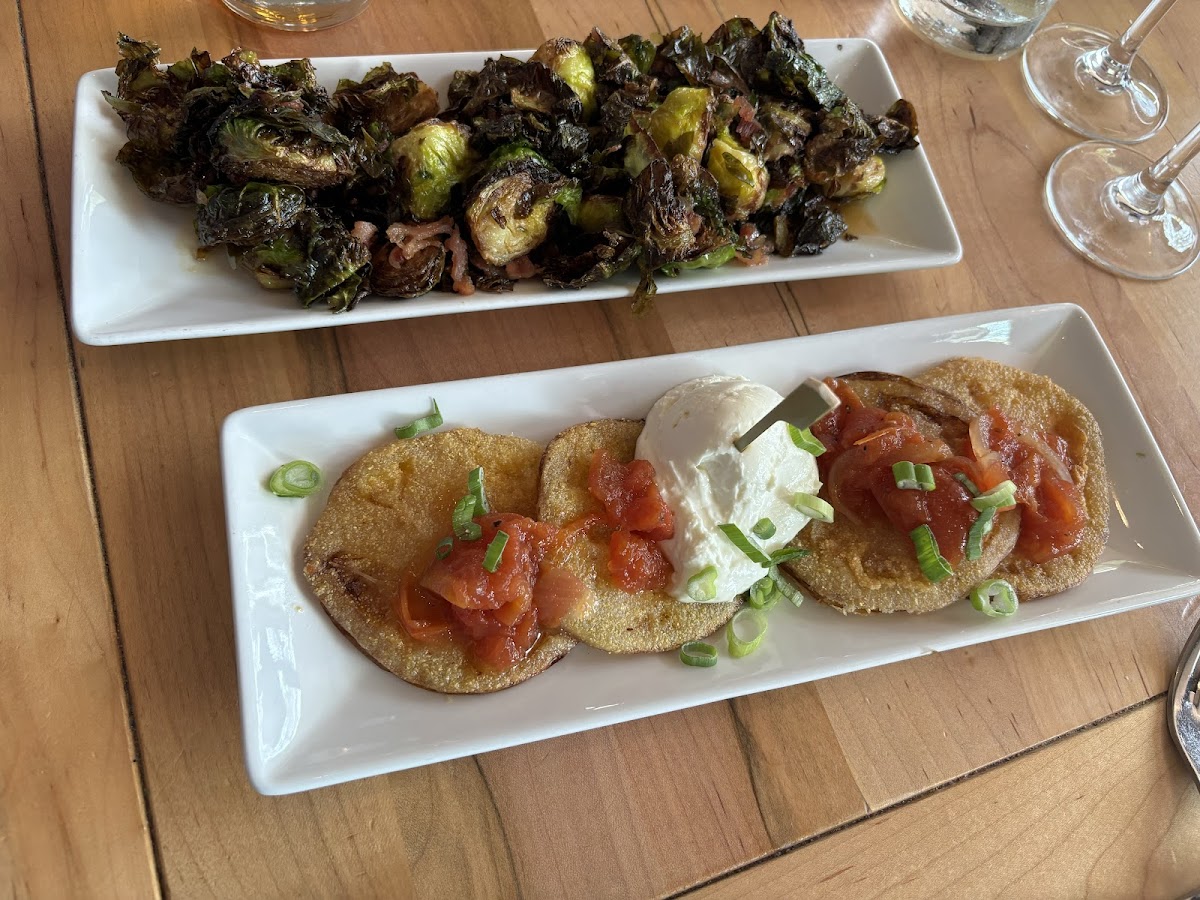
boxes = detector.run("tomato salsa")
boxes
[587,448,675,593]
[811,378,1085,566]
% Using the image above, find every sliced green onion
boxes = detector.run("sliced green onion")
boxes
[914,463,936,491]
[686,565,719,602]
[395,398,443,439]
[727,608,768,658]
[792,491,834,523]
[467,466,490,516]
[909,524,953,583]
[892,460,918,489]
[482,530,509,573]
[748,575,779,610]
[718,523,771,566]
[268,460,321,497]
[970,480,1018,511]
[788,424,827,456]
[769,566,805,608]
[769,546,810,566]
[954,473,980,496]
[970,579,1018,617]
[965,507,997,562]
[751,517,776,540]
[680,641,719,667]
[451,494,482,541]
[435,536,454,559]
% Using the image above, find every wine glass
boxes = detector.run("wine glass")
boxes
[1022,0,1178,143]
[1044,120,1200,280]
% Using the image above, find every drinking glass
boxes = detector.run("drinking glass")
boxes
[1044,120,1200,279]
[221,0,369,31]
[1022,0,1178,143]
[892,0,1058,61]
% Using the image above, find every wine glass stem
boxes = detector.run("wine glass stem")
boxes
[1114,121,1200,216]
[1081,0,1179,87]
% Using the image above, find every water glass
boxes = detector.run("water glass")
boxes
[221,0,370,31]
[893,0,1058,60]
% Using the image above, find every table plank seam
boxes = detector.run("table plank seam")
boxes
[14,1,165,893]
[668,692,1167,898]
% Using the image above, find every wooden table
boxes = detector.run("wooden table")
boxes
[5,0,1200,895]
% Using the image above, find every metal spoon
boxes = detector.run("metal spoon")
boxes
[733,377,841,452]
[1169,611,1200,790]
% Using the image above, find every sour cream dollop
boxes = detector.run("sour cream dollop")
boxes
[635,375,822,603]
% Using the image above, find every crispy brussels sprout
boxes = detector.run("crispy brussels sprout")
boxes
[824,154,886,199]
[194,182,306,248]
[389,119,478,221]
[235,234,306,289]
[659,244,737,276]
[583,28,642,87]
[237,211,369,310]
[212,97,355,188]
[654,25,712,88]
[578,195,627,233]
[624,156,730,268]
[618,34,657,75]
[371,243,445,298]
[647,86,713,163]
[531,38,597,119]
[330,63,438,135]
[871,99,920,152]
[706,134,768,218]
[803,102,880,187]
[541,230,640,288]
[773,193,847,256]
[466,151,581,266]
[758,100,813,162]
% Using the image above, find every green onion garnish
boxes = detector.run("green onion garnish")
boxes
[748,575,778,610]
[788,424,827,456]
[395,398,443,439]
[768,546,809,566]
[435,536,454,559]
[970,579,1018,617]
[680,641,718,667]
[467,466,490,516]
[751,517,776,540]
[686,565,719,602]
[909,524,953,583]
[451,495,482,541]
[892,461,935,491]
[718,523,771,566]
[971,480,1018,511]
[965,507,996,562]
[482,530,509,573]
[769,566,805,607]
[268,460,321,497]
[792,492,834,523]
[954,473,980,496]
[727,608,768,658]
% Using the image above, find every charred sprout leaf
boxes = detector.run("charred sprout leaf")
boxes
[803,101,880,188]
[236,233,307,289]
[658,243,737,276]
[871,99,920,152]
[531,38,598,119]
[578,194,627,233]
[824,154,886,199]
[465,151,580,266]
[114,142,196,204]
[597,80,657,147]
[583,28,641,87]
[773,193,847,256]
[541,229,640,288]
[194,182,306,248]
[762,158,807,212]
[706,17,762,74]
[330,63,439,136]
[755,13,846,111]
[389,119,478,221]
[706,134,768,218]
[654,25,712,88]
[219,49,328,111]
[212,95,355,188]
[370,243,445,298]
[619,34,657,75]
[294,211,371,312]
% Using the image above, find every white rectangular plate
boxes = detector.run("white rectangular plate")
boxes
[72,40,960,345]
[222,303,1200,795]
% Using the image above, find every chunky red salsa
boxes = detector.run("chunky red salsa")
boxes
[587,448,675,593]
[811,378,1084,566]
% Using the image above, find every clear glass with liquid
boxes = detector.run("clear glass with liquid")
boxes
[221,0,370,31]
[893,0,1057,60]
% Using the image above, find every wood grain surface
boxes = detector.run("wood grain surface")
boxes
[6,0,1200,895]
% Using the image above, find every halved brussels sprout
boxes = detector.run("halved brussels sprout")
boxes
[212,102,354,189]
[531,38,597,119]
[466,152,580,266]
[194,182,306,248]
[578,195,627,233]
[647,86,713,163]
[235,234,306,289]
[823,154,886,199]
[705,134,768,218]
[370,243,445,298]
[758,100,813,162]
[330,63,438,135]
[389,119,478,221]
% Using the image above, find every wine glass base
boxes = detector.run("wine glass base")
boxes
[1022,23,1168,143]
[1045,142,1200,280]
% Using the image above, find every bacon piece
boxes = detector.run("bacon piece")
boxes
[444,224,475,295]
